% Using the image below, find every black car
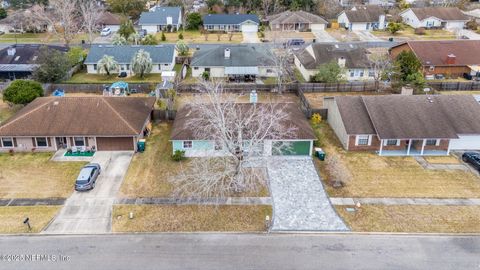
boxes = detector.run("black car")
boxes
[462,152,480,172]
[75,163,101,191]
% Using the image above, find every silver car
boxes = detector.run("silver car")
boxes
[74,163,101,191]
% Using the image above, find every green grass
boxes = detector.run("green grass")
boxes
[66,71,162,83]
[0,32,95,45]
[262,77,277,85]
[293,68,306,83]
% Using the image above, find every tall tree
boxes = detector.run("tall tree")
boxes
[368,52,392,92]
[79,0,105,44]
[312,60,344,83]
[112,34,128,45]
[97,55,119,75]
[106,0,147,19]
[3,80,43,105]
[118,19,136,40]
[393,50,425,90]
[32,46,71,83]
[131,49,153,78]
[186,12,202,30]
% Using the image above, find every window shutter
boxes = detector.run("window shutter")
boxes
[85,137,89,147]
[47,137,51,147]
[13,138,17,147]
[32,138,36,147]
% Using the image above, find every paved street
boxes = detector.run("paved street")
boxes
[43,151,133,234]
[0,233,479,270]
[267,157,348,231]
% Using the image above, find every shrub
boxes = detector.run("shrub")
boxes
[167,25,173,32]
[172,150,186,161]
[414,27,426,35]
[466,20,478,31]
[311,113,322,125]
[202,71,210,81]
[3,80,43,105]
[178,32,184,40]
[161,31,166,41]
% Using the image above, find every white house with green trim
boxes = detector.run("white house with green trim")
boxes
[170,103,316,157]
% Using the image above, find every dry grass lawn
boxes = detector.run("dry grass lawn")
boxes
[337,205,480,233]
[157,31,243,43]
[314,122,480,198]
[113,205,272,232]
[424,156,460,164]
[175,92,299,109]
[304,91,384,109]
[0,153,86,198]
[0,206,61,233]
[440,91,480,95]
[264,31,316,42]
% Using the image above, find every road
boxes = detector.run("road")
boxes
[0,233,479,270]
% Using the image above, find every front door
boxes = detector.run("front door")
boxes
[56,137,67,149]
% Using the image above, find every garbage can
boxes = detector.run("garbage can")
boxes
[137,139,146,152]
[315,147,326,161]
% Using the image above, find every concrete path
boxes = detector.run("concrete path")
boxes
[115,197,271,205]
[242,32,260,43]
[312,30,337,42]
[414,156,469,171]
[331,197,480,206]
[43,151,133,234]
[267,157,348,231]
[353,30,382,41]
[456,29,480,40]
[0,198,65,206]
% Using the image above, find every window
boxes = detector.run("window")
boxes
[183,141,192,149]
[385,139,399,146]
[126,64,130,70]
[207,25,213,30]
[74,137,85,147]
[349,70,354,77]
[368,70,375,77]
[93,64,97,71]
[429,66,435,71]
[214,141,222,151]
[205,68,210,72]
[35,137,48,147]
[359,71,364,77]
[193,67,199,70]
[1,137,13,148]
[356,135,370,146]
[164,64,169,66]
[426,139,438,146]
[159,64,162,69]
[266,69,273,73]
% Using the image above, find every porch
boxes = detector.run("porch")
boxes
[378,138,450,156]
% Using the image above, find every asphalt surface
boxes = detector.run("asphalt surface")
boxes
[0,233,478,270]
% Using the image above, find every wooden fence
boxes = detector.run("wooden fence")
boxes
[299,82,378,92]
[43,83,156,95]
[428,81,480,91]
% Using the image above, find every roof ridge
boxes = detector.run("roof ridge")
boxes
[0,99,52,131]
[360,96,381,138]
[101,97,139,135]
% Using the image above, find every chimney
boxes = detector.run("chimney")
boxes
[338,56,346,68]
[400,85,414,95]
[446,54,456,65]
[224,48,231,59]
[166,16,173,25]
[7,47,16,56]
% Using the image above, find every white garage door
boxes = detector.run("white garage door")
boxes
[450,135,480,150]
[311,24,325,31]
[241,24,258,32]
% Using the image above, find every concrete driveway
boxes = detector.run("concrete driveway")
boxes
[242,31,260,43]
[312,30,337,42]
[267,157,348,231]
[353,31,381,41]
[43,151,133,234]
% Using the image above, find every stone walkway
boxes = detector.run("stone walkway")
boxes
[267,157,348,231]
[331,197,480,206]
[115,197,271,205]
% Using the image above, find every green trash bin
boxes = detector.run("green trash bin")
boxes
[315,147,326,161]
[137,139,146,152]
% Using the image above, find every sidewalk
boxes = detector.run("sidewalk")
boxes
[0,198,65,206]
[115,197,272,205]
[331,197,480,206]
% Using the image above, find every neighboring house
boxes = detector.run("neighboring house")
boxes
[294,43,374,82]
[139,6,182,33]
[84,44,176,75]
[464,9,480,24]
[99,12,123,32]
[324,94,480,156]
[337,6,387,31]
[266,10,328,31]
[0,44,68,80]
[389,40,480,79]
[0,96,155,152]
[190,45,277,80]
[399,7,469,30]
[203,14,260,32]
[170,103,316,157]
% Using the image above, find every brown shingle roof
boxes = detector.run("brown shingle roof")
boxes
[267,11,328,25]
[171,103,315,140]
[409,7,469,21]
[295,43,371,70]
[344,5,384,23]
[335,95,480,139]
[99,12,123,25]
[395,40,480,66]
[336,96,376,135]
[0,97,155,136]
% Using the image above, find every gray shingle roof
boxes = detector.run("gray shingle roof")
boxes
[85,45,175,64]
[408,7,469,21]
[139,6,181,25]
[267,10,328,25]
[295,43,371,70]
[203,14,259,25]
[343,5,384,23]
[190,45,274,67]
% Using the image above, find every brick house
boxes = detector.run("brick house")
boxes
[324,95,480,156]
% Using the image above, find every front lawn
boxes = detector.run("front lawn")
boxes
[314,122,480,198]
[0,206,61,233]
[0,153,86,199]
[337,205,480,233]
[372,25,456,40]
[156,30,243,43]
[113,205,272,232]
[66,71,162,84]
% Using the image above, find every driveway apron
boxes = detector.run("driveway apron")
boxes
[43,151,133,234]
[267,157,348,231]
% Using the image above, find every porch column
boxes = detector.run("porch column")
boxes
[447,140,451,155]
[53,137,57,151]
[407,139,412,155]
[379,139,383,156]
[421,139,426,155]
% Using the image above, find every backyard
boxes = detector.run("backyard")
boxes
[155,30,243,43]
[304,91,385,109]
[66,71,162,84]
[175,92,299,109]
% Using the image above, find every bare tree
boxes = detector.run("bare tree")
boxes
[79,0,105,44]
[216,31,222,41]
[368,51,392,92]
[32,0,79,46]
[325,152,351,188]
[266,33,292,93]
[169,80,297,199]
[262,0,273,17]
[316,0,342,19]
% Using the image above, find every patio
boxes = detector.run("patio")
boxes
[380,149,449,156]
[51,149,96,162]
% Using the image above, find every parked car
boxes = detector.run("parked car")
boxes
[462,152,480,172]
[284,39,305,48]
[118,71,127,78]
[434,74,445,80]
[75,163,101,191]
[100,27,112,36]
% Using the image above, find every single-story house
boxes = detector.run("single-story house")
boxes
[84,44,176,75]
[139,6,182,33]
[0,96,156,152]
[170,103,316,157]
[337,6,387,31]
[399,7,469,30]
[203,14,260,32]
[324,94,480,156]
[294,43,375,82]
[190,45,277,80]
[0,44,68,80]
[266,10,328,31]
[99,11,123,32]
[389,40,480,79]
